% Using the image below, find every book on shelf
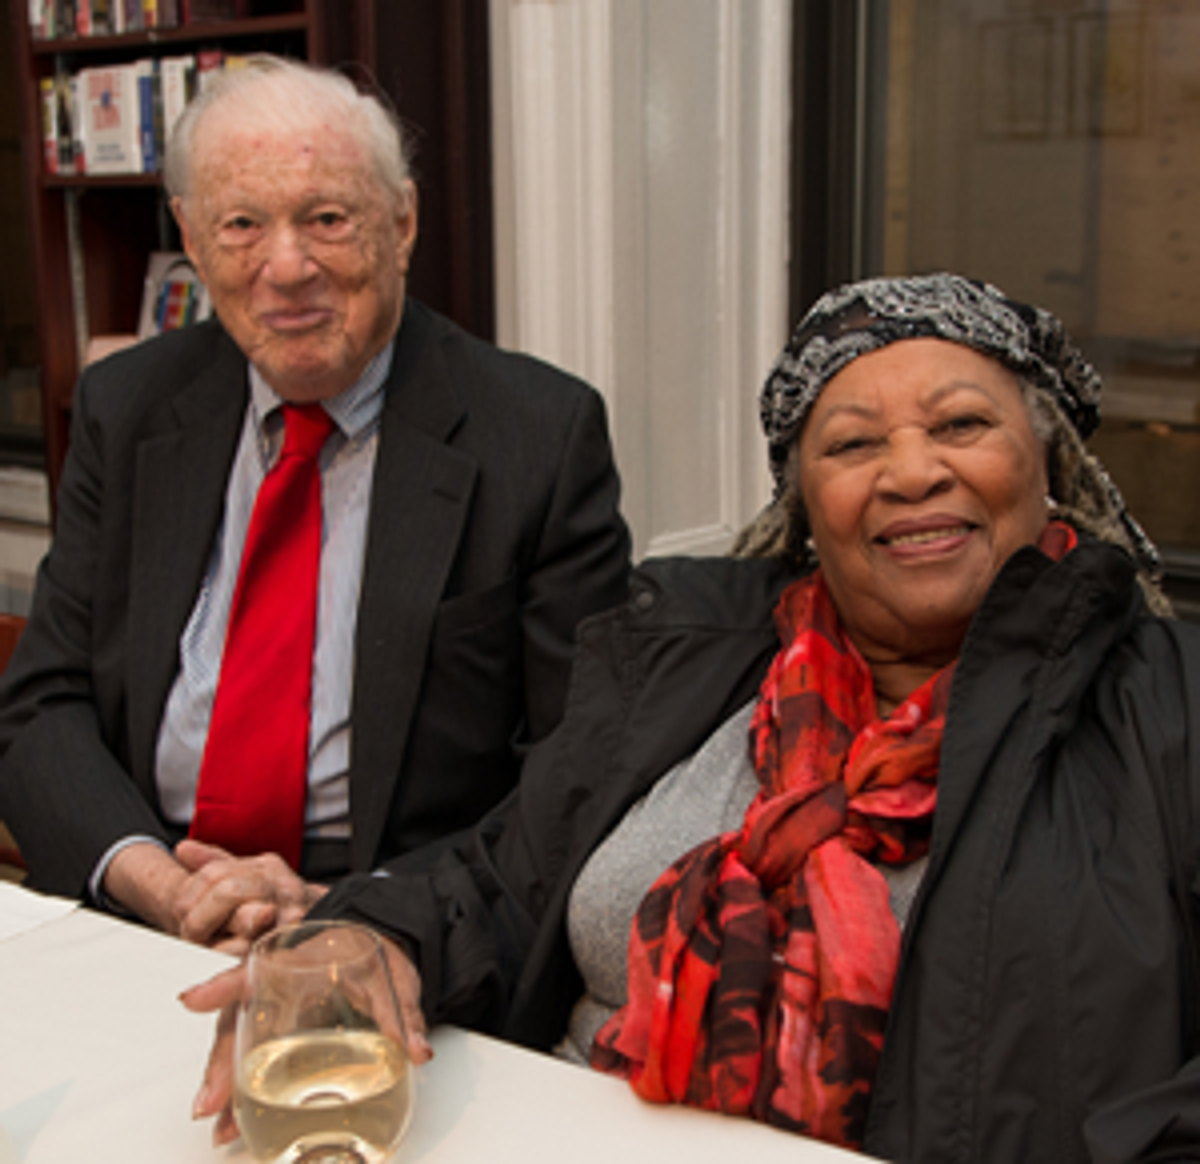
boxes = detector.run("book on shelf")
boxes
[136,59,163,174]
[121,0,143,30]
[49,69,79,173]
[75,0,113,35]
[39,77,61,173]
[160,55,196,148]
[68,73,85,171]
[56,0,76,35]
[142,0,178,28]
[27,0,52,38]
[76,64,143,174]
[137,252,212,340]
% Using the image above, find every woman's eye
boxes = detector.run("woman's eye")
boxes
[826,436,873,456]
[938,414,989,438]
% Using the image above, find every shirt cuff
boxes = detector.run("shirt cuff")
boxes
[89,835,172,914]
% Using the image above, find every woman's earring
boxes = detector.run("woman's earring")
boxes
[805,534,819,565]
[1045,494,1060,515]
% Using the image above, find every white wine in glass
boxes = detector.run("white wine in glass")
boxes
[234,921,414,1164]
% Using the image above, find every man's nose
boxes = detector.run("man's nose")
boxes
[878,429,953,499]
[262,226,315,285]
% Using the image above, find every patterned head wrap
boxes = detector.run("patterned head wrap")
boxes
[760,273,1101,490]
[749,272,1164,593]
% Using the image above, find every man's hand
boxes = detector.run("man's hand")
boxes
[182,935,432,1146]
[171,839,329,953]
[103,838,329,953]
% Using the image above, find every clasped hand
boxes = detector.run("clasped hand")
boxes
[104,837,328,953]
[172,838,328,952]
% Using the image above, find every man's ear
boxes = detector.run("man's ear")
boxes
[395,181,419,275]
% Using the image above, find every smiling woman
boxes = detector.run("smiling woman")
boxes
[185,272,1200,1164]
[796,339,1050,690]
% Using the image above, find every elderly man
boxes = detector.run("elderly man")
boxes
[0,57,629,951]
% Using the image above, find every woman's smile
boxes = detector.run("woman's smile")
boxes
[873,516,975,555]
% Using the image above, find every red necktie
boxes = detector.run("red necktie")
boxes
[190,403,334,871]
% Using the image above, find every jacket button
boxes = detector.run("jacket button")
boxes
[633,588,656,612]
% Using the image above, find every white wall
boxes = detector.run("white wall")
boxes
[490,0,791,558]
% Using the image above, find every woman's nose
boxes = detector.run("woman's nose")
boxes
[878,429,953,499]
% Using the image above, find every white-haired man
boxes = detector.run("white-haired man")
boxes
[0,57,629,951]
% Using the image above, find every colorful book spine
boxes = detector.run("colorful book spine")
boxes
[157,278,194,330]
[39,77,59,173]
[136,59,161,173]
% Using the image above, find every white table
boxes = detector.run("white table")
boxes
[0,884,868,1163]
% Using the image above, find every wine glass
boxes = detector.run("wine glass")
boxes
[234,920,414,1164]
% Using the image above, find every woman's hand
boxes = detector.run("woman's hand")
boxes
[181,936,433,1146]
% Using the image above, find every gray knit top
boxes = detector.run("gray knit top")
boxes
[556,700,927,1065]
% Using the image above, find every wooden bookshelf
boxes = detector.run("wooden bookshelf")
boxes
[9,1,338,505]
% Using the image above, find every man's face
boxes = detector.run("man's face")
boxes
[175,110,417,402]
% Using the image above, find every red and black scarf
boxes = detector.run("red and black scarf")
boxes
[593,525,1077,1145]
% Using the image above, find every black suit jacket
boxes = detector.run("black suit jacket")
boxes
[0,299,631,896]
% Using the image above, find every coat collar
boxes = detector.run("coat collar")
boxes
[126,325,248,794]
[347,300,479,868]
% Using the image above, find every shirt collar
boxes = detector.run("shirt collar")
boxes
[247,339,395,443]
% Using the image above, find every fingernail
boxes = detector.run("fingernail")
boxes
[192,1084,211,1119]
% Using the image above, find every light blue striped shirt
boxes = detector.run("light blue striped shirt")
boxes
[153,342,393,841]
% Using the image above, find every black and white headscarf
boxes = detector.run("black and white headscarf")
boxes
[756,273,1161,584]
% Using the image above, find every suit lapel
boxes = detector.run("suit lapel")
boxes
[126,338,247,798]
[349,304,477,869]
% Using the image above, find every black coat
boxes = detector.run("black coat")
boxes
[315,541,1200,1163]
[0,299,631,895]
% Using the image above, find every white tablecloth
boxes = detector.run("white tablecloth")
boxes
[0,885,870,1163]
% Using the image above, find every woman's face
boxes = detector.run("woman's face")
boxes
[797,337,1049,668]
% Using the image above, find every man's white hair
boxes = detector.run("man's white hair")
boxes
[164,55,413,209]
